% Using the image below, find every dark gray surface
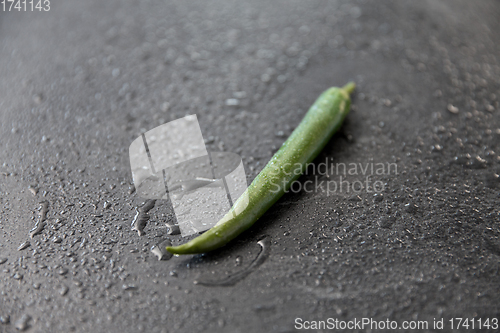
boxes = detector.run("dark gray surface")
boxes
[1,0,499,332]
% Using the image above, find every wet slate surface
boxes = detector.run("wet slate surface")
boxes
[1,0,499,332]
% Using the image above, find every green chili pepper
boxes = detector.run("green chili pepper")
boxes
[166,82,355,255]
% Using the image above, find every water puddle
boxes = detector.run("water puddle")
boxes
[131,199,156,236]
[194,236,271,286]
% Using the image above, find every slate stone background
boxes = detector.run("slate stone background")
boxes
[0,0,499,332]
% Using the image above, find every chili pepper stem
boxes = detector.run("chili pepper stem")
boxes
[342,82,356,94]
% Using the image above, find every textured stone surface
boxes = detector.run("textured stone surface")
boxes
[0,0,499,332]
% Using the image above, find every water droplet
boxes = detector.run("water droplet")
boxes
[151,239,173,261]
[59,285,69,296]
[349,6,362,19]
[165,223,180,235]
[17,241,30,251]
[29,201,49,238]
[225,98,239,106]
[122,284,136,291]
[275,131,285,138]
[447,104,459,114]
[261,73,271,82]
[14,314,31,331]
